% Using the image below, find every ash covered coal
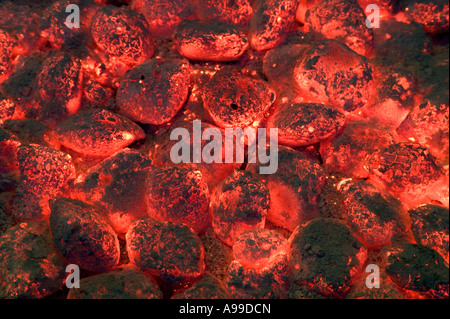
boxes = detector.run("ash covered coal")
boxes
[0,0,448,300]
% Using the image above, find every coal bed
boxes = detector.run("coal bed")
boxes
[0,0,449,300]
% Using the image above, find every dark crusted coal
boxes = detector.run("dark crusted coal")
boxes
[0,220,66,298]
[67,268,163,299]
[49,197,120,273]
[385,243,449,298]
[289,218,367,298]
[126,216,206,287]
[409,204,449,263]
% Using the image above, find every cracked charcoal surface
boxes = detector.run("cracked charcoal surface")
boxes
[90,5,155,65]
[227,228,290,299]
[130,0,191,37]
[227,255,290,299]
[368,142,446,207]
[126,216,206,287]
[67,268,163,299]
[0,91,15,124]
[11,144,76,221]
[339,179,407,248]
[249,146,328,232]
[399,0,449,34]
[385,243,449,298]
[249,0,298,51]
[267,102,346,147]
[320,120,397,179]
[146,166,210,234]
[193,0,253,28]
[294,39,374,113]
[52,108,145,157]
[173,19,249,62]
[84,79,112,104]
[409,204,449,264]
[116,58,190,125]
[0,28,14,81]
[306,0,373,56]
[50,197,120,273]
[147,117,241,188]
[33,52,83,126]
[357,0,398,17]
[201,67,276,128]
[0,220,66,299]
[74,148,153,235]
[211,170,270,246]
[39,0,87,49]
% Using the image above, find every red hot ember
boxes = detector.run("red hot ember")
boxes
[0,28,14,83]
[131,0,191,37]
[408,204,449,264]
[362,67,416,129]
[398,0,449,34]
[267,102,346,147]
[232,228,288,269]
[201,67,276,128]
[126,217,206,287]
[0,127,20,173]
[211,170,270,246]
[227,229,290,299]
[52,109,145,158]
[74,148,152,235]
[338,179,407,249]
[294,40,374,113]
[49,198,120,273]
[11,144,76,221]
[249,0,298,51]
[146,166,210,234]
[116,58,190,125]
[320,120,397,179]
[90,6,155,66]
[250,146,327,232]
[173,19,249,62]
[368,142,447,208]
[193,0,253,28]
[397,89,449,163]
[305,0,373,56]
[0,93,15,124]
[35,52,83,126]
